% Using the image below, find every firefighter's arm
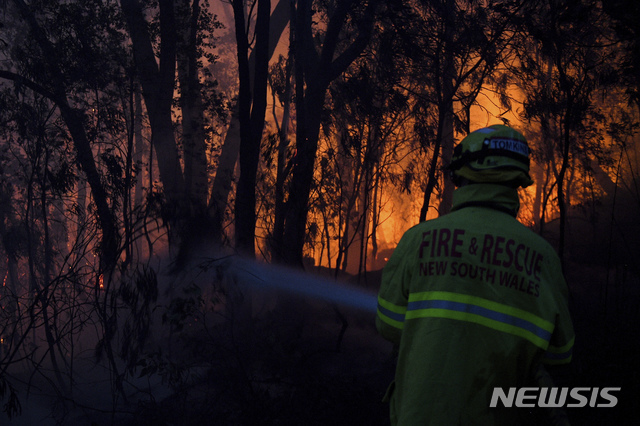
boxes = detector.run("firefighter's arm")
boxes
[533,364,572,426]
[543,261,575,365]
[376,235,412,345]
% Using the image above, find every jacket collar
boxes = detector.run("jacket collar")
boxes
[450,184,520,217]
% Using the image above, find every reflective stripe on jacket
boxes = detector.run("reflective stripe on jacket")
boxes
[376,184,574,425]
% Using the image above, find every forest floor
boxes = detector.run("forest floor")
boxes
[2,262,639,425]
[123,285,397,426]
[120,261,639,426]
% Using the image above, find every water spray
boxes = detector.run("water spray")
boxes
[220,256,379,314]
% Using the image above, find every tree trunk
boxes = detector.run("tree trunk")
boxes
[532,162,544,229]
[133,84,145,210]
[420,124,443,223]
[121,0,186,209]
[438,5,456,216]
[8,0,120,272]
[272,1,295,260]
[439,66,456,215]
[232,0,271,256]
[419,2,455,222]
[276,0,379,266]
[209,0,292,243]
[178,0,209,212]
[60,106,120,273]
[557,110,572,268]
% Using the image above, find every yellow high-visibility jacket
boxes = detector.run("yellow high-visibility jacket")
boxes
[376,184,574,425]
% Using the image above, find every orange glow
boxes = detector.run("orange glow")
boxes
[256,59,625,272]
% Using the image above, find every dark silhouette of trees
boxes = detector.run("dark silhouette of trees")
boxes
[0,0,222,418]
[121,0,185,209]
[387,0,525,221]
[506,0,621,264]
[232,0,271,257]
[0,1,127,412]
[1,0,123,273]
[604,0,640,109]
[120,0,229,267]
[272,0,382,267]
[308,21,414,276]
[177,0,215,213]
[208,0,291,245]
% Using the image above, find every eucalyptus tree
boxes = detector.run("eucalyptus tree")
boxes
[603,0,640,110]
[0,0,228,419]
[0,0,126,273]
[121,0,186,248]
[273,0,383,267]
[314,23,415,275]
[508,0,619,264]
[0,0,136,413]
[231,0,271,256]
[388,0,525,221]
[121,0,183,207]
[177,0,215,212]
[118,0,226,265]
[208,0,291,246]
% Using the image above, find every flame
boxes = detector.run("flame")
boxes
[2,256,7,287]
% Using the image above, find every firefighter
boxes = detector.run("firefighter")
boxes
[376,125,574,425]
